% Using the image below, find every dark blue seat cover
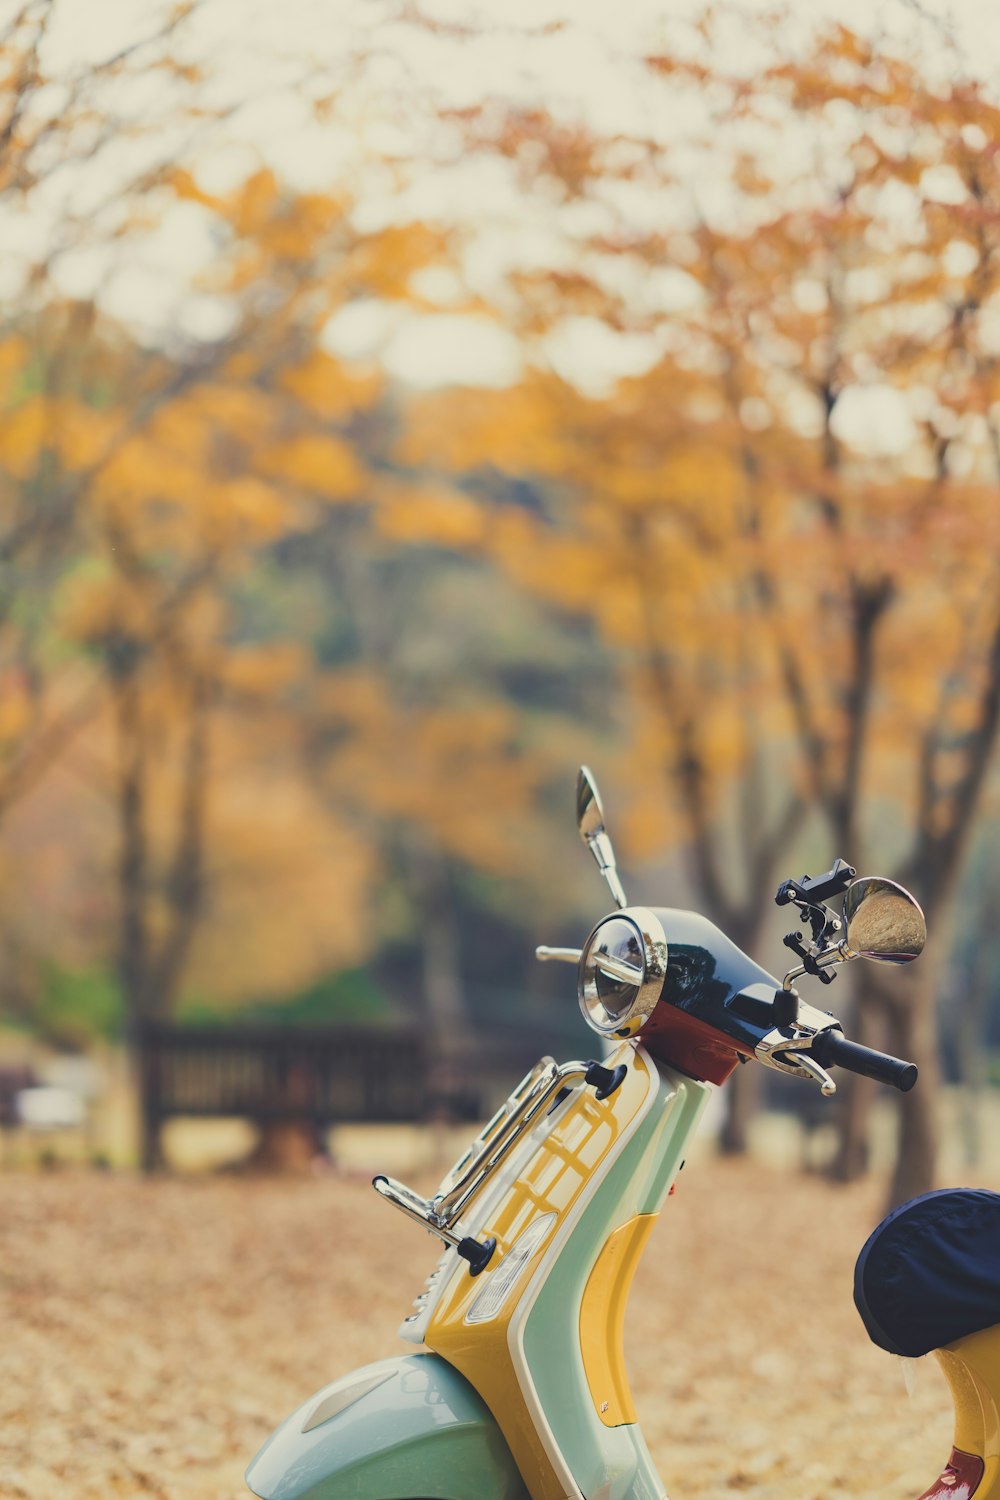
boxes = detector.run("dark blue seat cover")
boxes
[854,1188,1000,1357]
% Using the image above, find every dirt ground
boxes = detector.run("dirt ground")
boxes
[0,1152,974,1500]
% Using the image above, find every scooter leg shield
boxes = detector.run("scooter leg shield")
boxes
[245,1352,530,1500]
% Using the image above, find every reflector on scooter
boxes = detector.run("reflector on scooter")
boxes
[465,1213,557,1325]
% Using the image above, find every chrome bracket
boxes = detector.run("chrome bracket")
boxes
[372,1054,623,1251]
[371,1176,497,1275]
[781,938,850,992]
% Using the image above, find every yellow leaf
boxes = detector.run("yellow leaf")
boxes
[231,167,280,237]
[278,351,381,421]
[257,433,364,501]
[375,482,486,549]
[0,396,49,479]
[53,399,123,471]
[0,335,28,404]
[223,644,309,698]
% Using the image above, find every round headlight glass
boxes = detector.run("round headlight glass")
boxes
[578,907,668,1037]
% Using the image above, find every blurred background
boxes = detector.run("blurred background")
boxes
[3,0,1000,1207]
[10,4,1000,1498]
[5,2,1000,1194]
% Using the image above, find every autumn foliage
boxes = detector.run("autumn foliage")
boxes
[2,5,1000,1193]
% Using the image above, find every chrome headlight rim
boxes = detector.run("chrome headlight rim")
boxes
[577,905,668,1037]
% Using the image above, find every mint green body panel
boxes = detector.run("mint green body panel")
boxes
[518,1058,712,1500]
[247,1054,710,1500]
[246,1353,529,1500]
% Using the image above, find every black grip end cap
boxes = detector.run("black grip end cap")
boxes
[897,1063,918,1093]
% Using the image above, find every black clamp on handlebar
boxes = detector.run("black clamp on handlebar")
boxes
[782,931,836,985]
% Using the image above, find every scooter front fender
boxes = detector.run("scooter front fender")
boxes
[246,1352,530,1500]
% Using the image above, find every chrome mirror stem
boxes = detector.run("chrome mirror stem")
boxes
[577,766,627,909]
[782,943,850,991]
[585,832,628,910]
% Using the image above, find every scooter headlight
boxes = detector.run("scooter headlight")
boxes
[578,906,668,1037]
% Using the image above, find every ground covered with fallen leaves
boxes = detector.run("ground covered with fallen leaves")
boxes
[1,1151,970,1499]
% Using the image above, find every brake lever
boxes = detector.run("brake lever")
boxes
[783,1050,837,1097]
[755,1009,839,1096]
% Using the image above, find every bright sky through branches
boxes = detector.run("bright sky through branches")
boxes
[14,0,1000,397]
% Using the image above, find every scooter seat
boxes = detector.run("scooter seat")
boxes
[854,1188,1000,1357]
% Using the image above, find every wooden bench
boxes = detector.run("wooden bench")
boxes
[136,1023,511,1168]
[135,1023,584,1169]
[139,1021,429,1129]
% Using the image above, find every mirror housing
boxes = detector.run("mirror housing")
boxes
[843,877,926,965]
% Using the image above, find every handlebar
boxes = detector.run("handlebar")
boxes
[810,1028,918,1093]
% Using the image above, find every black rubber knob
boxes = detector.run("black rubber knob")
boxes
[457,1235,497,1277]
[585,1060,627,1100]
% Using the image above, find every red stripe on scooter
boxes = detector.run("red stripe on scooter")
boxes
[916,1446,985,1499]
[638,1004,750,1085]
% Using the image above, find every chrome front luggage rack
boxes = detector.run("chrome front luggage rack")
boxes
[372,1054,627,1276]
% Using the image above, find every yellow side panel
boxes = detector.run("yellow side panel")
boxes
[936,1346,986,1458]
[424,1044,653,1500]
[938,1322,1000,1498]
[579,1212,657,1427]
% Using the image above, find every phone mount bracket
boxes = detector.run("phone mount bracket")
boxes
[775,857,856,993]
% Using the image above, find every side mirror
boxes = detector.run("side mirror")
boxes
[843,877,926,965]
[576,766,627,909]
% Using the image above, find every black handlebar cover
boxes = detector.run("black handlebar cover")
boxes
[811,1028,918,1092]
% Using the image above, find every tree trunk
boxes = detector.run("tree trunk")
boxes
[133,1030,165,1173]
[885,962,941,1209]
[953,921,992,1170]
[828,1068,875,1183]
[408,841,473,1119]
[888,1076,938,1208]
[112,666,215,1171]
[718,1062,760,1155]
[828,968,881,1183]
[712,901,781,1155]
[245,1121,325,1173]
[956,985,987,1170]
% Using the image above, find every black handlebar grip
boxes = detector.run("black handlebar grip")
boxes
[811,1029,918,1092]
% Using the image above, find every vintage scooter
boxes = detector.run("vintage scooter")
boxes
[246,768,1000,1500]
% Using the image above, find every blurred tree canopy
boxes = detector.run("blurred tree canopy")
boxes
[355,13,1000,1200]
[3,1,1000,1194]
